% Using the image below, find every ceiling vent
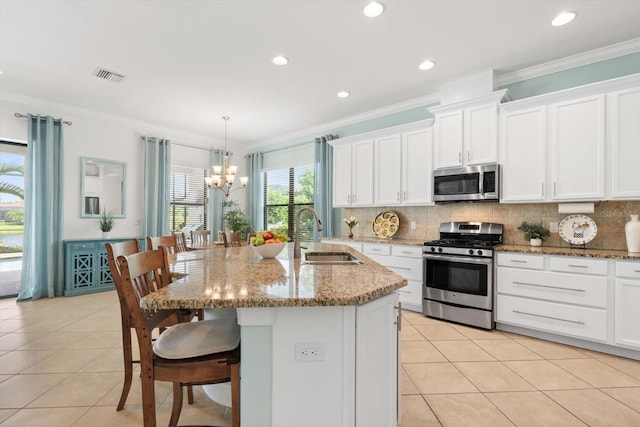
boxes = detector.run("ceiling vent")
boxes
[93,67,127,83]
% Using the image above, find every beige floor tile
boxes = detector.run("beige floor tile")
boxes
[503,360,591,390]
[451,324,509,340]
[403,312,445,326]
[402,324,427,341]
[602,387,640,412]
[0,373,68,408]
[16,331,89,350]
[474,339,543,361]
[22,348,107,374]
[514,338,587,359]
[599,356,640,380]
[404,363,478,394]
[486,391,587,427]
[545,389,640,426]
[0,374,12,383]
[0,349,56,374]
[401,366,420,395]
[78,348,126,373]
[0,319,27,334]
[72,404,150,426]
[431,340,495,362]
[425,393,514,427]
[454,361,535,392]
[97,375,174,407]
[0,407,89,427]
[402,340,447,363]
[0,332,47,351]
[0,409,18,423]
[398,395,441,427]
[158,397,228,426]
[414,324,467,341]
[552,358,640,388]
[27,371,122,407]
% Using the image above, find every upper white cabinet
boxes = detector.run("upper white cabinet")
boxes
[430,90,510,169]
[374,134,403,205]
[550,95,605,200]
[332,139,374,207]
[609,86,640,199]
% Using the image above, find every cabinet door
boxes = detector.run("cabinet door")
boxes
[333,144,352,207]
[352,140,374,206]
[615,278,640,350]
[550,95,605,200]
[402,128,432,205]
[465,103,498,165]
[433,110,463,169]
[610,86,640,199]
[374,135,402,205]
[500,106,546,202]
[356,292,398,427]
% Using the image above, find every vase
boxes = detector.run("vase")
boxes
[625,214,640,253]
[530,238,542,247]
[348,229,354,239]
[102,231,111,239]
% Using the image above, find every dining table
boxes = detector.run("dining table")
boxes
[140,242,407,427]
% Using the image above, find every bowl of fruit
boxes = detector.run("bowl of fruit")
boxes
[250,230,289,259]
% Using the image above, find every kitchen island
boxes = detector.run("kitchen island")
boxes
[140,243,406,427]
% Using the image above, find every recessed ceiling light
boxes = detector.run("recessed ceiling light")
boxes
[551,11,576,26]
[363,1,385,18]
[272,55,289,65]
[418,60,435,71]
[337,91,350,98]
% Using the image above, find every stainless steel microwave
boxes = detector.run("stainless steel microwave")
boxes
[433,164,500,202]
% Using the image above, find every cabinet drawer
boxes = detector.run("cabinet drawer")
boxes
[391,245,423,259]
[398,280,422,309]
[496,253,544,270]
[386,258,423,281]
[496,294,607,342]
[616,261,640,279]
[496,268,607,308]
[363,243,392,256]
[68,242,97,251]
[549,256,607,275]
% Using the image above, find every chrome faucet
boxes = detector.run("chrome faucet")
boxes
[293,207,323,258]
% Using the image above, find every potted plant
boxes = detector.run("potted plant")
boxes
[99,209,114,239]
[518,221,550,247]
[223,201,251,241]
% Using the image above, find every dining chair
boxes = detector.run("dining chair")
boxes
[106,240,195,412]
[218,230,228,248]
[117,248,240,427]
[172,231,189,252]
[190,229,211,246]
[146,235,178,253]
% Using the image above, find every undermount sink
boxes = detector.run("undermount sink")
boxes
[303,252,363,265]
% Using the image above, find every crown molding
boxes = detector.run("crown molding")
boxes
[497,38,640,86]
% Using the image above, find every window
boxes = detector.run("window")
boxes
[169,165,207,235]
[264,164,315,241]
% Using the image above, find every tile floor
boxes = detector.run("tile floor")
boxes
[0,291,639,426]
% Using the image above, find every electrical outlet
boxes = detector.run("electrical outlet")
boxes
[295,342,324,362]
[550,222,559,233]
[410,221,416,230]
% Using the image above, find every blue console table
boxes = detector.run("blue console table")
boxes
[64,238,144,297]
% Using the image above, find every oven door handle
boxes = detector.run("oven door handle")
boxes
[423,254,493,265]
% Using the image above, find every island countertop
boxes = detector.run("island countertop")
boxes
[140,242,407,310]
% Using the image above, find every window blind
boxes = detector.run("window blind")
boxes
[169,165,207,233]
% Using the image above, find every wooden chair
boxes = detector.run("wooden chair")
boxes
[218,230,228,248]
[117,248,240,427]
[106,240,195,412]
[190,229,211,246]
[146,235,178,253]
[172,232,189,252]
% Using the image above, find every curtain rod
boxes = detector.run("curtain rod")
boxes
[139,136,230,154]
[15,112,72,126]
[251,134,337,156]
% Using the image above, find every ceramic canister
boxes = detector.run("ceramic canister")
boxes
[625,214,640,253]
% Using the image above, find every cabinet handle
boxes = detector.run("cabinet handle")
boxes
[567,264,589,269]
[370,248,382,252]
[347,194,351,203]
[635,270,640,273]
[513,310,585,325]
[553,182,557,196]
[513,281,586,293]
[403,191,407,200]
[458,152,462,163]
[400,251,413,254]
[467,150,470,163]
[395,302,402,331]
[353,194,357,203]
[391,266,411,271]
[397,192,400,201]
[541,182,544,195]
[510,260,528,264]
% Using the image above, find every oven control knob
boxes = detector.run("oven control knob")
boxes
[477,250,483,256]
[468,249,474,255]
[431,247,436,252]
[437,247,443,253]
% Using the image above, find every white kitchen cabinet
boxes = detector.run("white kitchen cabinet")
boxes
[614,261,640,350]
[320,239,363,252]
[332,139,374,207]
[430,90,509,169]
[549,95,605,201]
[374,134,403,205]
[609,86,640,199]
[499,106,547,202]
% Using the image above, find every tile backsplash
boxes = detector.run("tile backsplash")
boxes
[342,201,640,250]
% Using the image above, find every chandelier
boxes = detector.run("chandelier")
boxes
[205,116,248,197]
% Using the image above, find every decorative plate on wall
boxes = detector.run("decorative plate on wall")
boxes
[558,214,598,245]
[372,211,400,239]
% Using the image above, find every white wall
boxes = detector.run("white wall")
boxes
[0,96,248,240]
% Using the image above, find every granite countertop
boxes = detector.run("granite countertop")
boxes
[322,236,425,246]
[140,242,407,310]
[496,244,640,261]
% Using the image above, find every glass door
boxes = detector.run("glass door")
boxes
[0,141,26,298]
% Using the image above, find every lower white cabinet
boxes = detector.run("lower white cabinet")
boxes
[615,261,640,350]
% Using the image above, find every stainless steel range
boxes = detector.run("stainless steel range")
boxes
[422,222,504,329]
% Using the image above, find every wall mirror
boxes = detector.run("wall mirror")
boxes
[80,157,126,218]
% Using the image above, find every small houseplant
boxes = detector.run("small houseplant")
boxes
[344,216,359,238]
[518,221,550,247]
[99,209,114,239]
[223,200,251,241]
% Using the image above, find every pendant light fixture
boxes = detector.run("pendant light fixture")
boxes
[205,116,248,197]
